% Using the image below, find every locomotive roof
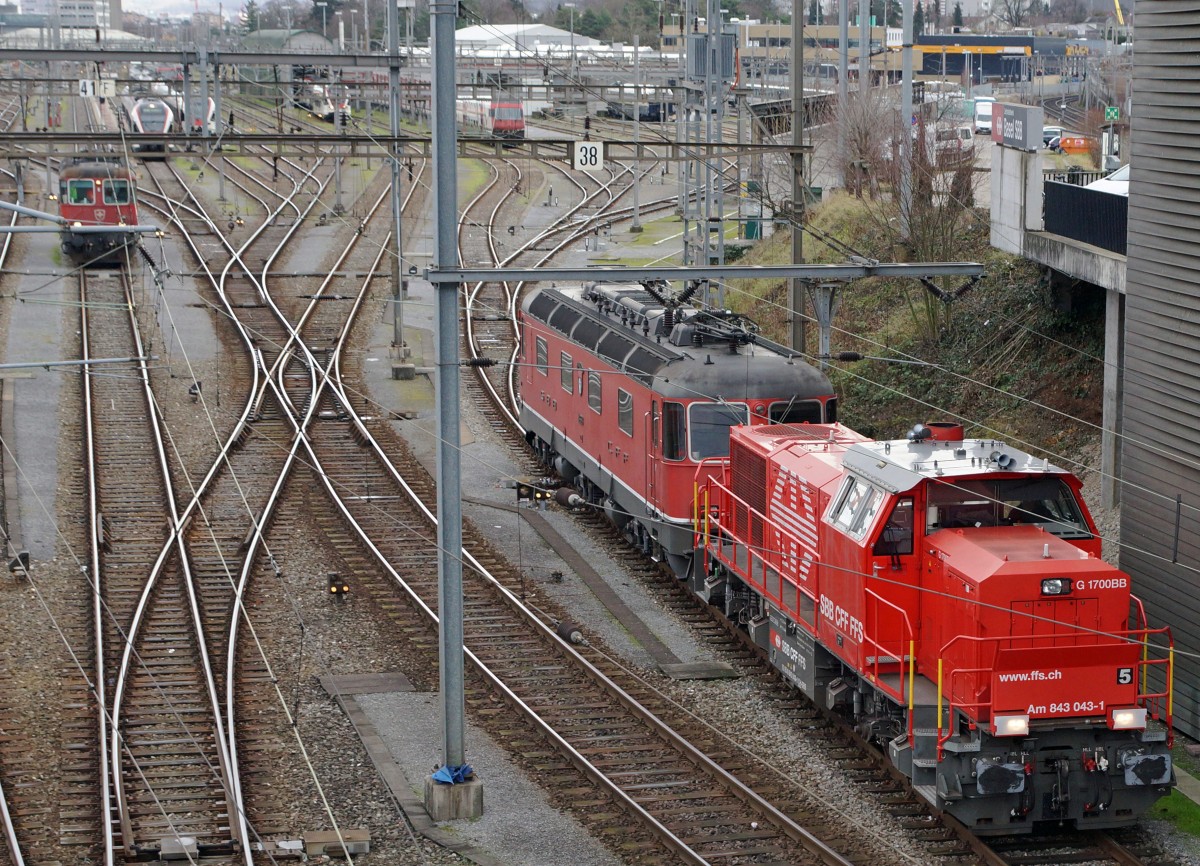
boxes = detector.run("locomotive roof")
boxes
[732,423,1071,494]
[522,284,834,400]
[842,435,1069,494]
[60,161,135,179]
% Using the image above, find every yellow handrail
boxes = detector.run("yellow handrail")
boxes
[937,658,944,751]
[1169,648,1175,718]
[908,640,915,713]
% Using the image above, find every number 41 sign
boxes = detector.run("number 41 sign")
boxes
[573,141,604,173]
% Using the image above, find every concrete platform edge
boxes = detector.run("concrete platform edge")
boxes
[462,495,685,669]
[329,690,507,866]
[1175,766,1200,806]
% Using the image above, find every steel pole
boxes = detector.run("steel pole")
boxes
[431,0,467,773]
[838,0,849,186]
[388,0,406,352]
[899,0,914,238]
[790,0,805,352]
[859,0,869,93]
[632,35,642,231]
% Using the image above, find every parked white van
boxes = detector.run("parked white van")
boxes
[933,124,975,163]
[973,96,996,134]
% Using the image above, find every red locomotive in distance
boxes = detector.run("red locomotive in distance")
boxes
[59,160,139,266]
[695,420,1174,832]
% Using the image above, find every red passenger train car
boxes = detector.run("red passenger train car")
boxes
[519,282,837,573]
[59,160,139,266]
[695,420,1174,832]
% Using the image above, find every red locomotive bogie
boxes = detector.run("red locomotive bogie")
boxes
[698,421,1174,832]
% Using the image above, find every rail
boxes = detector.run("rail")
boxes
[0,135,28,866]
[309,393,858,865]
[1043,166,1108,186]
[935,626,1174,757]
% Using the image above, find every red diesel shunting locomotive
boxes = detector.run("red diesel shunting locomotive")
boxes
[59,160,139,266]
[694,420,1174,833]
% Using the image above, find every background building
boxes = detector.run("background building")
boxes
[1119,1,1200,739]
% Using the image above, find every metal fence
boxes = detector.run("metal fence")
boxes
[1042,180,1127,254]
[1043,167,1108,185]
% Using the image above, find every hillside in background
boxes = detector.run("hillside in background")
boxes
[728,193,1106,459]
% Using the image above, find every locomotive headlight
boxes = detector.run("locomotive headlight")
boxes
[992,714,1030,737]
[1109,707,1147,731]
[1041,578,1072,595]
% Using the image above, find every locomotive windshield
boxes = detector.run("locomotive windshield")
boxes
[67,179,95,204]
[103,179,131,205]
[689,401,749,460]
[926,477,1091,539]
[769,398,824,424]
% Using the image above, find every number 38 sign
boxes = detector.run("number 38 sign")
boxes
[573,141,604,173]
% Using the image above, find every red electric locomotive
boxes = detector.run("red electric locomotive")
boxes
[519,282,837,573]
[695,420,1174,832]
[59,160,139,266]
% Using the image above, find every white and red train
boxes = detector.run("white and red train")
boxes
[456,97,525,139]
[58,159,139,266]
[518,281,1175,833]
[126,94,217,155]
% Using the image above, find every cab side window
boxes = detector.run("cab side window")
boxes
[873,498,914,556]
[829,476,884,540]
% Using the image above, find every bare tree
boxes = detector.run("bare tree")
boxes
[260,0,308,28]
[993,0,1038,27]
[840,90,894,199]
[1050,0,1088,23]
[843,99,986,343]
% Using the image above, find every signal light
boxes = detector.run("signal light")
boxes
[516,479,552,503]
[328,572,349,597]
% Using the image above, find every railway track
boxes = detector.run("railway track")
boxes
[80,263,240,858]
[0,100,34,866]
[136,124,870,863]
